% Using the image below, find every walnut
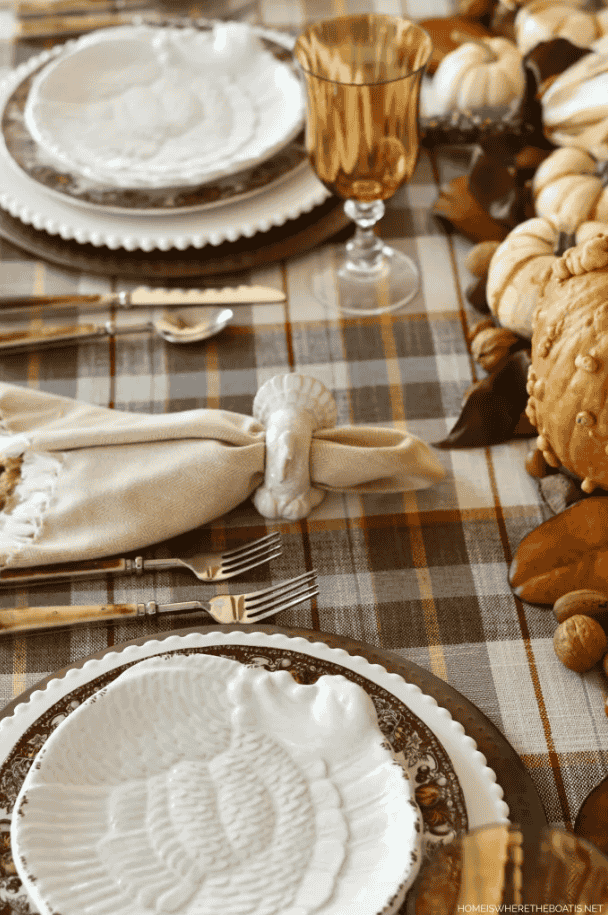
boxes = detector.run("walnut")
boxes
[465,241,502,279]
[471,326,521,372]
[553,614,607,672]
[468,318,495,342]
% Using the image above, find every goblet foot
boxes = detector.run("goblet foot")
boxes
[315,244,420,316]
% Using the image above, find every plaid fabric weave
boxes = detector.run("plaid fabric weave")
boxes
[0,0,602,837]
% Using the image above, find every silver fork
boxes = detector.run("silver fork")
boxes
[0,571,319,634]
[0,532,283,587]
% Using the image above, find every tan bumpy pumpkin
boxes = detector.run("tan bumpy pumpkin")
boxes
[485,217,608,338]
[527,232,608,492]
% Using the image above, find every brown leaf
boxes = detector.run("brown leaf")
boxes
[469,148,531,226]
[434,350,533,448]
[455,0,497,22]
[524,38,591,94]
[509,496,608,605]
[433,177,511,243]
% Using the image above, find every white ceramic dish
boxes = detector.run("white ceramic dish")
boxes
[24,23,305,190]
[0,42,329,250]
[0,630,508,914]
[11,653,423,915]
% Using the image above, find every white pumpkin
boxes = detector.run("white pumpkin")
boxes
[541,35,608,156]
[532,147,608,231]
[514,0,608,56]
[430,37,525,115]
[485,216,608,338]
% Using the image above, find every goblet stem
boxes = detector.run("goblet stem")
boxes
[344,200,386,274]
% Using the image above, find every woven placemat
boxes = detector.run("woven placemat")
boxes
[0,196,351,279]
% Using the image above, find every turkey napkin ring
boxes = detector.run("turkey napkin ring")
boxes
[252,374,337,522]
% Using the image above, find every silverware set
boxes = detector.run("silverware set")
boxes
[0,286,304,632]
[0,532,319,633]
[0,285,286,353]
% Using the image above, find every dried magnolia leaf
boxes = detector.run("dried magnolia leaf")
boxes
[456,0,497,21]
[435,349,533,448]
[433,176,511,243]
[469,148,532,227]
[524,38,590,96]
[509,496,608,605]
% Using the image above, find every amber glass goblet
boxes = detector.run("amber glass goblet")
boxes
[408,822,608,913]
[294,14,432,316]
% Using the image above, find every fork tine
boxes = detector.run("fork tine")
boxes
[246,585,319,621]
[221,547,283,578]
[220,540,282,571]
[244,579,318,617]
[243,571,317,605]
[220,533,281,561]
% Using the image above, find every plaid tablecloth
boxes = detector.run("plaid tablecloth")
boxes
[0,0,602,841]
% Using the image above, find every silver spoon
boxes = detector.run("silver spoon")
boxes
[0,306,234,353]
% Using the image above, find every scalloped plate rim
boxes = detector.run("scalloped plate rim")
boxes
[0,629,509,830]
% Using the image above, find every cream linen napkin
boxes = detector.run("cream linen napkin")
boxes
[0,380,445,568]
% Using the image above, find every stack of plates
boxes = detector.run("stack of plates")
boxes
[0,20,330,253]
[0,629,511,915]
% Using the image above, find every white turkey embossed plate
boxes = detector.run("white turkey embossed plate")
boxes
[11,653,423,915]
[23,22,305,190]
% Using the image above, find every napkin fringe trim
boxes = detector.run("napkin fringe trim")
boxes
[0,448,62,564]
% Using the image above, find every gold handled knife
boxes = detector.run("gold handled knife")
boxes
[15,8,163,37]
[0,600,209,634]
[0,557,130,585]
[17,0,151,16]
[0,285,286,311]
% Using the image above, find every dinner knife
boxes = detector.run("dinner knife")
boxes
[0,557,140,586]
[17,0,151,16]
[15,8,163,37]
[0,285,286,311]
[0,601,210,634]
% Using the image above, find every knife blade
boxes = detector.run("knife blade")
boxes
[0,285,286,312]
[15,8,163,37]
[17,0,151,17]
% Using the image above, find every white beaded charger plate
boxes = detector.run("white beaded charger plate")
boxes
[0,630,508,914]
[11,653,424,915]
[23,23,305,191]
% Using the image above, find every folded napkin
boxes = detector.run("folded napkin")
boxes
[0,376,445,569]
